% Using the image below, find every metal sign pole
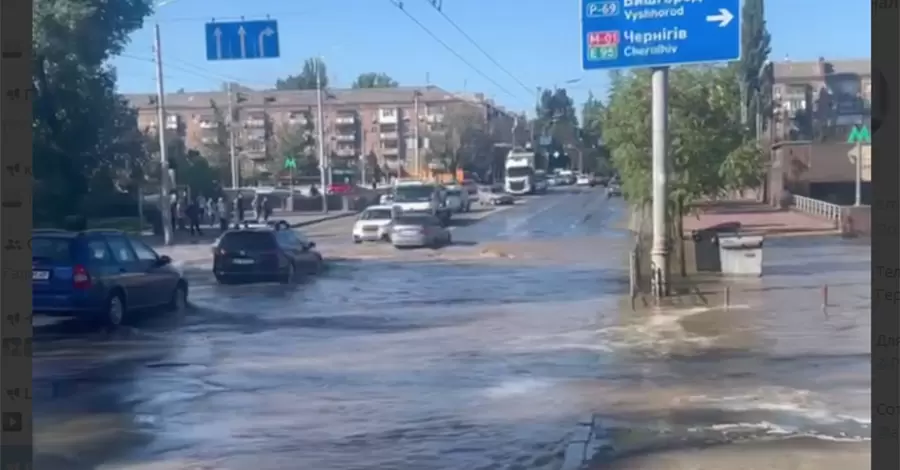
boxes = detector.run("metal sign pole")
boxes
[650,67,670,298]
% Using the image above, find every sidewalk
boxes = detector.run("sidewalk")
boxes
[147,211,355,264]
[683,200,839,238]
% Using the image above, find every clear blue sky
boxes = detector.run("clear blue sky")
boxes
[114,0,871,115]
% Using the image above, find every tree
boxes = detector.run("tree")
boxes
[352,72,399,89]
[272,117,318,177]
[580,92,609,173]
[534,88,579,171]
[602,66,766,272]
[275,57,328,90]
[199,99,232,182]
[739,0,772,137]
[33,0,154,224]
[427,104,491,177]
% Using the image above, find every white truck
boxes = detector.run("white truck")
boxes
[391,180,452,225]
[504,149,537,195]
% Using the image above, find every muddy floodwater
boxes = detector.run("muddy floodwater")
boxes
[33,189,870,470]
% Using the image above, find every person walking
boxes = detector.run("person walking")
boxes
[251,193,262,221]
[176,194,187,232]
[186,198,203,236]
[206,197,216,227]
[261,196,272,222]
[169,191,178,234]
[233,192,245,226]
[217,197,229,231]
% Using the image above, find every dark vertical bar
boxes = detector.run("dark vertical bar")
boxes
[872,2,899,469]
[0,0,35,469]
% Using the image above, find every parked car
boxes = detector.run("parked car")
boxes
[478,185,515,205]
[390,214,452,249]
[352,205,394,243]
[31,229,189,326]
[576,174,592,186]
[212,225,324,284]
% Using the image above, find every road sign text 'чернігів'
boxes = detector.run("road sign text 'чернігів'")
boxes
[205,20,280,61]
[581,0,740,70]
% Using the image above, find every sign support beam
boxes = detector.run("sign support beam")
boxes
[650,67,669,298]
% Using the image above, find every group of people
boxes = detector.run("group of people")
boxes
[168,191,274,236]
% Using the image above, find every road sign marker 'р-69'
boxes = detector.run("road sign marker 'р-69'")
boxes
[580,0,740,70]
[205,20,280,61]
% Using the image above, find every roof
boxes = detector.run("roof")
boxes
[773,58,870,81]
[123,85,490,111]
[363,205,395,211]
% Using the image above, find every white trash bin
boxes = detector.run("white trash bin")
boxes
[717,235,764,276]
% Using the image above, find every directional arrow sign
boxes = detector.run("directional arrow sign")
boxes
[581,0,740,70]
[205,20,280,61]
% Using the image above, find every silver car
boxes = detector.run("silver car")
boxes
[478,185,515,205]
[390,214,451,249]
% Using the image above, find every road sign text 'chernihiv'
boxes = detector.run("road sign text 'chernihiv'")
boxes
[581,0,740,70]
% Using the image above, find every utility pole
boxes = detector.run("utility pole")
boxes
[153,24,173,246]
[854,123,863,206]
[413,91,421,178]
[315,58,327,213]
[227,83,239,188]
[650,67,670,298]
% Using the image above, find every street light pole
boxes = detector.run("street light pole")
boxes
[315,58,327,213]
[153,23,173,246]
[227,82,239,188]
[413,91,421,178]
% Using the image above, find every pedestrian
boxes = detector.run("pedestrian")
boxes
[186,198,203,236]
[176,194,187,232]
[372,181,377,191]
[261,196,272,221]
[309,184,319,197]
[196,194,207,225]
[206,197,216,226]
[169,191,178,234]
[233,192,245,224]
[217,197,229,231]
[251,193,261,221]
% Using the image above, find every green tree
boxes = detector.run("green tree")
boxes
[201,99,232,182]
[33,0,154,224]
[352,72,399,89]
[580,91,609,173]
[275,57,328,90]
[272,118,318,177]
[427,104,491,177]
[739,0,772,137]
[602,67,765,273]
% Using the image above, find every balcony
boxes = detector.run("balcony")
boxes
[334,115,356,125]
[424,114,443,124]
[243,117,266,129]
[377,108,398,124]
[197,118,218,129]
[200,136,219,145]
[334,134,356,143]
[164,115,179,130]
[335,147,357,157]
[381,147,400,156]
[380,132,399,140]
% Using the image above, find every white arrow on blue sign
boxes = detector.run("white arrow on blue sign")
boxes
[205,20,280,61]
[581,0,740,70]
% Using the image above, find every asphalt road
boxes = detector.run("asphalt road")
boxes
[31,186,870,470]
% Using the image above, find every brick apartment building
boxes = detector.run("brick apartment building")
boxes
[124,85,519,181]
[764,57,872,205]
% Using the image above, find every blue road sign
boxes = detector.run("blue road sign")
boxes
[581,0,740,70]
[205,20,280,61]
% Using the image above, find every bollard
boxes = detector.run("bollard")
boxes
[822,284,829,309]
[723,286,730,309]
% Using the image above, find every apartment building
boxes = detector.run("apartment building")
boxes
[764,58,872,206]
[769,57,870,142]
[124,86,516,179]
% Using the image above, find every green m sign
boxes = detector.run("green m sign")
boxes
[847,125,871,144]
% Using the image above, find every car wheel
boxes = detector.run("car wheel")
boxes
[353,237,362,244]
[168,282,188,313]
[101,291,126,327]
[312,255,325,274]
[280,262,296,284]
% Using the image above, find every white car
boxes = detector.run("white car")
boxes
[443,185,471,213]
[576,174,592,186]
[352,205,395,243]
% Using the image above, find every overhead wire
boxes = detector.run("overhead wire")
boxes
[117,53,272,89]
[385,0,522,102]
[420,0,535,98]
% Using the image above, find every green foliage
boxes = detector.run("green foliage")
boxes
[273,118,319,176]
[352,72,399,89]
[602,66,765,213]
[739,0,772,135]
[275,57,328,90]
[33,0,154,224]
[428,104,491,175]
[580,91,610,173]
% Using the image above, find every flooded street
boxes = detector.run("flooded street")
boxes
[32,189,870,470]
